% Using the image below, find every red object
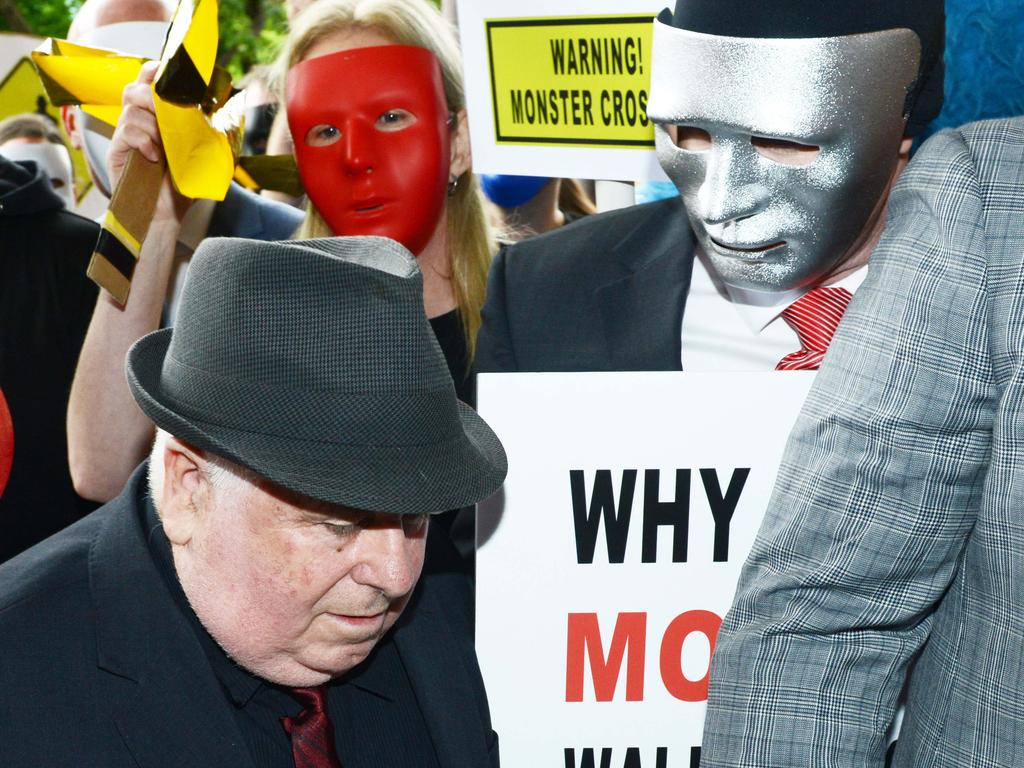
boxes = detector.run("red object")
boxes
[776,286,854,371]
[287,45,450,255]
[659,610,722,702]
[565,612,646,702]
[0,388,13,498]
[281,686,343,768]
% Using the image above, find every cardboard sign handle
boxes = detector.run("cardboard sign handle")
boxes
[87,148,166,306]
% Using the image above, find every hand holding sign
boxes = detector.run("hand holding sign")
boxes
[31,0,243,305]
[109,62,192,225]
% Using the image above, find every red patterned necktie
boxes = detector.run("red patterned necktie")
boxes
[281,686,343,768]
[776,286,853,371]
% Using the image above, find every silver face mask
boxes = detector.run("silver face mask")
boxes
[648,21,920,292]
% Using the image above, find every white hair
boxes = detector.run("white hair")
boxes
[148,429,255,511]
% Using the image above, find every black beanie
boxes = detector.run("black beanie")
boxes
[662,0,945,135]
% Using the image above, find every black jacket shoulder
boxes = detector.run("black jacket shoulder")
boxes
[499,196,685,283]
[477,196,693,373]
[0,504,107,617]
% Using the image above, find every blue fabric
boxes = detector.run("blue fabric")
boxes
[634,181,679,205]
[923,0,1024,138]
[480,174,549,208]
[208,182,303,241]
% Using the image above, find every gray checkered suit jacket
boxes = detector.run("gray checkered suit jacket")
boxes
[701,116,1024,767]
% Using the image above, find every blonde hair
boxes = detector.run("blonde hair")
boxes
[559,178,597,219]
[272,0,494,364]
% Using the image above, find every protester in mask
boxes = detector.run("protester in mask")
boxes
[61,0,173,200]
[0,113,76,210]
[476,0,944,375]
[276,0,496,560]
[277,0,492,406]
[470,0,943,758]
[67,0,494,538]
[0,153,97,562]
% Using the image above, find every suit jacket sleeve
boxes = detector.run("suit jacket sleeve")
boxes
[701,128,999,766]
[476,246,520,373]
[209,182,303,241]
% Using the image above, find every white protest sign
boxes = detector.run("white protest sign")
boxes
[456,0,669,181]
[476,371,815,767]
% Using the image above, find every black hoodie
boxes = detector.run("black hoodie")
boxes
[0,154,65,215]
[1,156,100,561]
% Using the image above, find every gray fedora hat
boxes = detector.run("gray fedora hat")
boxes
[126,236,507,515]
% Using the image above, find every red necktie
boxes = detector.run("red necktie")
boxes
[776,286,853,371]
[281,686,343,768]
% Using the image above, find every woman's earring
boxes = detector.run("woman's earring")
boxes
[447,175,460,196]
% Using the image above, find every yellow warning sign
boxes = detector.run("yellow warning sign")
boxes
[486,14,655,148]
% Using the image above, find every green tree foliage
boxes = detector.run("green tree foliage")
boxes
[218,0,289,80]
[1,0,288,81]
[0,0,84,37]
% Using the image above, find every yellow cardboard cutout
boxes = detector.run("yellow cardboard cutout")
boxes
[30,0,238,202]
[30,0,242,304]
[31,39,146,117]
[153,0,236,199]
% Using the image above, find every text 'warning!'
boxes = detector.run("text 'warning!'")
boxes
[486,15,655,148]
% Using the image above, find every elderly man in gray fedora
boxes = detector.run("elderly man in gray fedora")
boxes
[0,236,506,767]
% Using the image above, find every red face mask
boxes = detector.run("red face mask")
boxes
[287,45,451,255]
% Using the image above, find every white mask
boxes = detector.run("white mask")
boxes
[0,141,75,209]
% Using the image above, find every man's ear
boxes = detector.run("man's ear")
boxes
[159,437,206,545]
[898,136,913,159]
[448,108,472,181]
[61,106,82,150]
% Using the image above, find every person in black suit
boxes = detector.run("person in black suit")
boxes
[476,0,945,375]
[0,236,507,767]
[0,155,98,561]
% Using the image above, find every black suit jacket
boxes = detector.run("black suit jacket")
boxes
[1,157,100,561]
[476,196,695,372]
[0,467,498,767]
